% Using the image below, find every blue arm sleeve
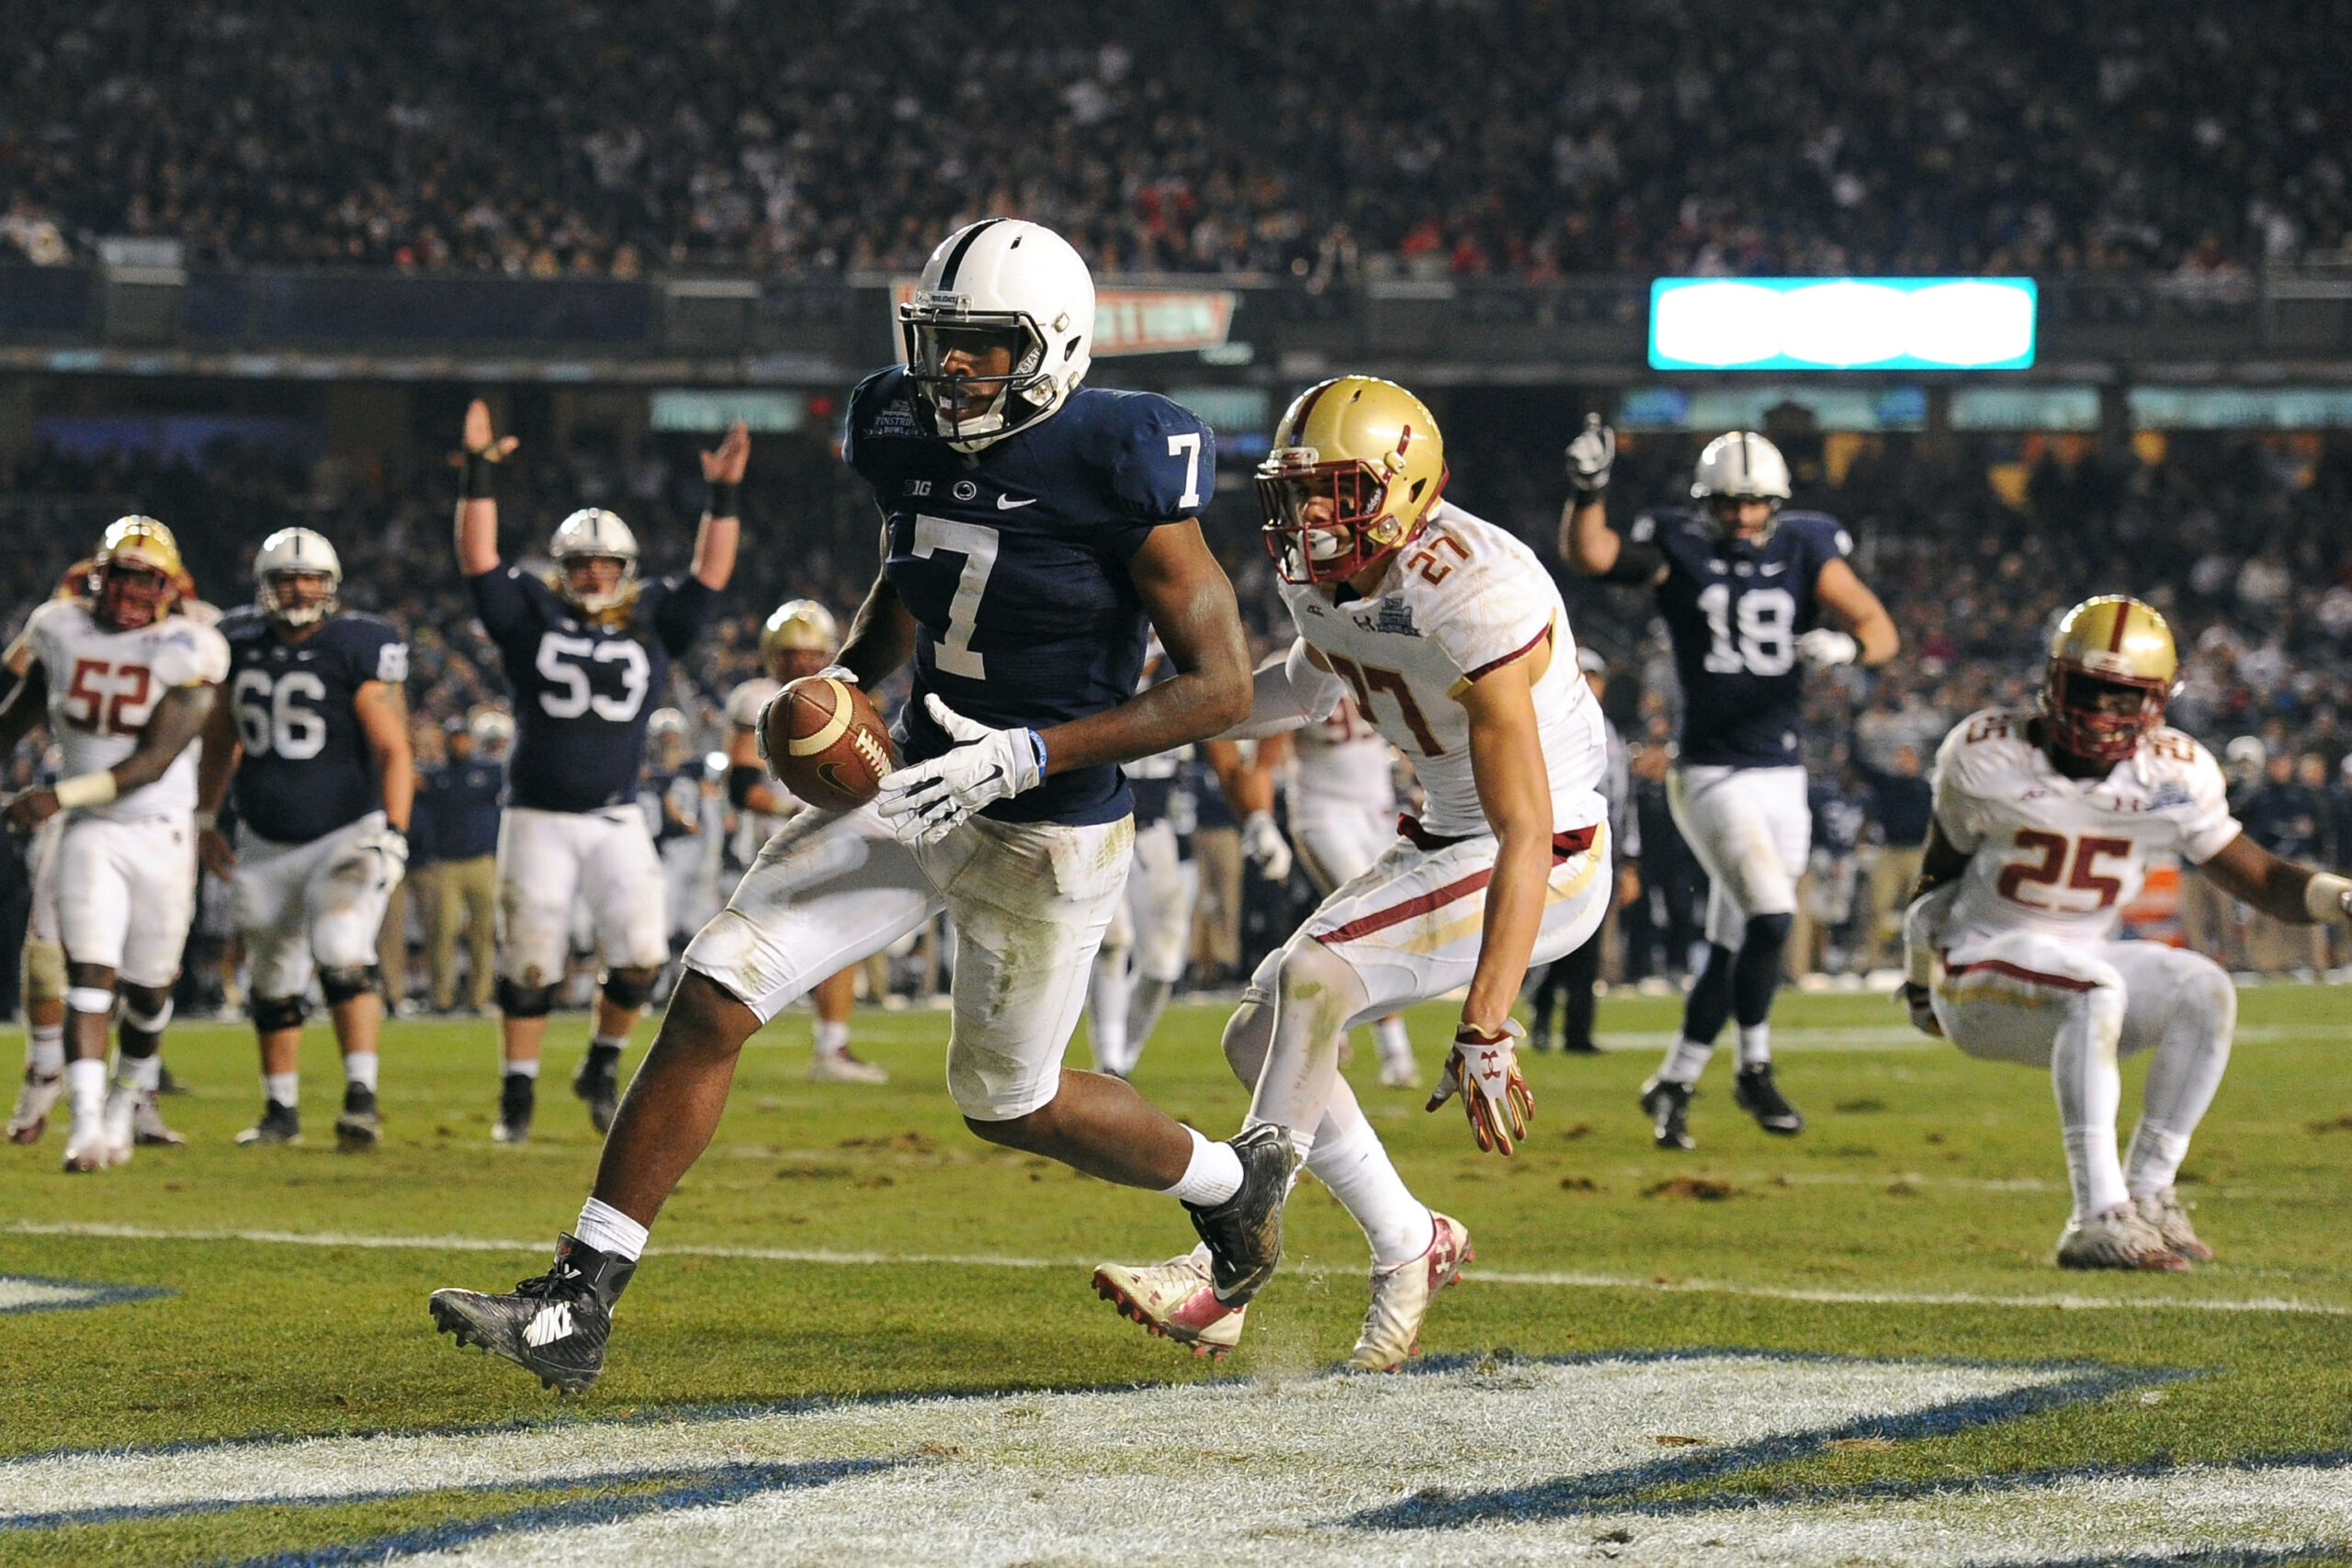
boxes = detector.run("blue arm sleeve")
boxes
[650,575,721,657]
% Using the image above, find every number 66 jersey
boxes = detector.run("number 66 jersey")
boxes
[1928,707,2240,958]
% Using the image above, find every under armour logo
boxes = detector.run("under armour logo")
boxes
[1476,1048,1505,1082]
[522,1303,574,1347]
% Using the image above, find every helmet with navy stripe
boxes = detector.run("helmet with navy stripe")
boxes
[254,526,343,628]
[549,508,639,615]
[1690,431,1792,540]
[898,219,1094,453]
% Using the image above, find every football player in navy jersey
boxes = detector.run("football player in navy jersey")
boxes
[1562,423,1897,1149]
[429,218,1269,1394]
[197,529,413,1149]
[450,400,743,1145]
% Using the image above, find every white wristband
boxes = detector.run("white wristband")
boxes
[53,772,118,810]
[193,809,218,831]
[2304,872,2352,924]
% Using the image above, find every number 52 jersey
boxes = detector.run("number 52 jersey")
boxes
[1928,707,2240,957]
[218,606,408,843]
[21,597,230,821]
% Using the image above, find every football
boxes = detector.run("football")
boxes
[763,674,895,811]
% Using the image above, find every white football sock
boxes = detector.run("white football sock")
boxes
[343,1051,379,1091]
[1373,1015,1414,1073]
[1736,1022,1771,1068]
[265,1071,300,1108]
[1160,1125,1243,1207]
[2051,984,2129,1219]
[504,1057,541,1079]
[2122,1123,2194,1200]
[27,1026,63,1077]
[116,1053,161,1092]
[2126,964,2234,1198]
[1087,948,1129,1074]
[65,1057,105,1121]
[812,1019,850,1058]
[1306,1104,1433,1269]
[1657,1036,1714,1086]
[574,1197,649,1261]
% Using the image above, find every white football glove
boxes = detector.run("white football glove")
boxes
[356,823,409,894]
[1239,809,1293,884]
[1795,628,1859,670]
[1427,1018,1535,1156]
[1565,413,1616,494]
[814,663,859,686]
[1899,982,1943,1038]
[874,694,1045,846]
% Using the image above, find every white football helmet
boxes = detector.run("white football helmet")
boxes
[254,526,342,628]
[549,508,639,614]
[647,706,690,745]
[898,218,1094,452]
[468,706,515,755]
[1691,431,1792,502]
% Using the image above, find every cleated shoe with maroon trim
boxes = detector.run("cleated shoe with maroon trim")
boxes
[1348,1212,1475,1371]
[2134,1187,2213,1264]
[7,1069,61,1145]
[1092,1247,1243,1359]
[2054,1204,2189,1272]
[428,1233,636,1393]
[1183,1123,1298,1308]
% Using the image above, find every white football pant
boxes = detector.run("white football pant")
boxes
[1933,934,2234,1221]
[234,810,401,999]
[1668,764,1810,948]
[495,806,671,986]
[54,813,197,987]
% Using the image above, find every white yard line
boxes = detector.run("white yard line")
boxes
[10,1220,2343,1315]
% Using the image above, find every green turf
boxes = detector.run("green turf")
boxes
[4,986,2351,1563]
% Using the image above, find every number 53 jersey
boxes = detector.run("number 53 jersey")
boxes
[218,607,408,843]
[1929,707,2240,957]
[844,366,1214,827]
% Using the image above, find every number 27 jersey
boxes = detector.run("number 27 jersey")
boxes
[1929,707,2239,956]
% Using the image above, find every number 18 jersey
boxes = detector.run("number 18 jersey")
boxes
[1929,707,2239,956]
[1634,505,1851,768]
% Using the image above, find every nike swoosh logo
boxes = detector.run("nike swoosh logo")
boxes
[996,495,1036,510]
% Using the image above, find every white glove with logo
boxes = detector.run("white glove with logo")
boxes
[356,822,409,894]
[1565,414,1616,494]
[1796,628,1860,670]
[1427,1017,1535,1156]
[1239,809,1294,884]
[875,695,1045,846]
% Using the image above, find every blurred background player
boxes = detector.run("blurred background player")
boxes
[722,598,885,1083]
[1084,742,1196,1080]
[1524,646,1643,1055]
[1562,422,1896,1149]
[415,710,504,1015]
[197,527,413,1149]
[452,400,741,1143]
[1096,377,1611,1369]
[0,519,227,1169]
[430,217,1260,1393]
[1904,597,2352,1269]
[644,708,720,949]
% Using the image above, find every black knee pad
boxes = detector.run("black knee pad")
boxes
[597,968,655,1012]
[1743,912,1795,953]
[495,977,557,1020]
[319,964,383,1006]
[252,994,310,1033]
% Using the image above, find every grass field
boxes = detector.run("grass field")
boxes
[5,985,2352,1564]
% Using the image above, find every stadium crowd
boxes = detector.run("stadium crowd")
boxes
[6,413,2352,1010]
[1,0,2346,280]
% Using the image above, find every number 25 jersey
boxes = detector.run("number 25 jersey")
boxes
[1634,505,1851,768]
[21,597,230,821]
[1929,707,2239,956]
[468,567,718,813]
[844,366,1215,827]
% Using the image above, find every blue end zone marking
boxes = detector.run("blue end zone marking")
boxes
[1973,1549,2352,1568]
[1349,1355,2191,1529]
[0,1275,171,1316]
[219,1460,895,1568]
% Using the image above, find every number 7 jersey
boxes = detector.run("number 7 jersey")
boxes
[1275,502,1608,840]
[1929,706,2240,955]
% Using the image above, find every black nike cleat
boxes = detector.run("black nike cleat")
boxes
[428,1233,636,1394]
[1733,1064,1805,1135]
[492,1072,536,1145]
[234,1100,301,1146]
[571,1059,618,1134]
[1182,1123,1298,1308]
[334,1085,381,1151]
[1639,1077,1696,1150]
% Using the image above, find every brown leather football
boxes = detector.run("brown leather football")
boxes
[763,675,895,811]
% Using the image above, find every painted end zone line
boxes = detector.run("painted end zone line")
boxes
[10,1219,2344,1317]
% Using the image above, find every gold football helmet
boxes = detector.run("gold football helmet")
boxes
[2045,595,2178,763]
[1257,376,1447,584]
[759,598,839,681]
[91,516,187,630]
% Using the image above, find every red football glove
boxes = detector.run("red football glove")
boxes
[1428,1018,1535,1156]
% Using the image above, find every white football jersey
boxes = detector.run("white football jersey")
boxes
[23,598,229,821]
[1275,502,1606,840]
[725,676,800,850]
[1930,706,2239,956]
[725,675,783,734]
[1289,696,1396,823]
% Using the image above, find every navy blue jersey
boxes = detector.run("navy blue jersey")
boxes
[467,566,718,813]
[220,607,408,843]
[1632,506,1853,768]
[844,366,1214,826]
